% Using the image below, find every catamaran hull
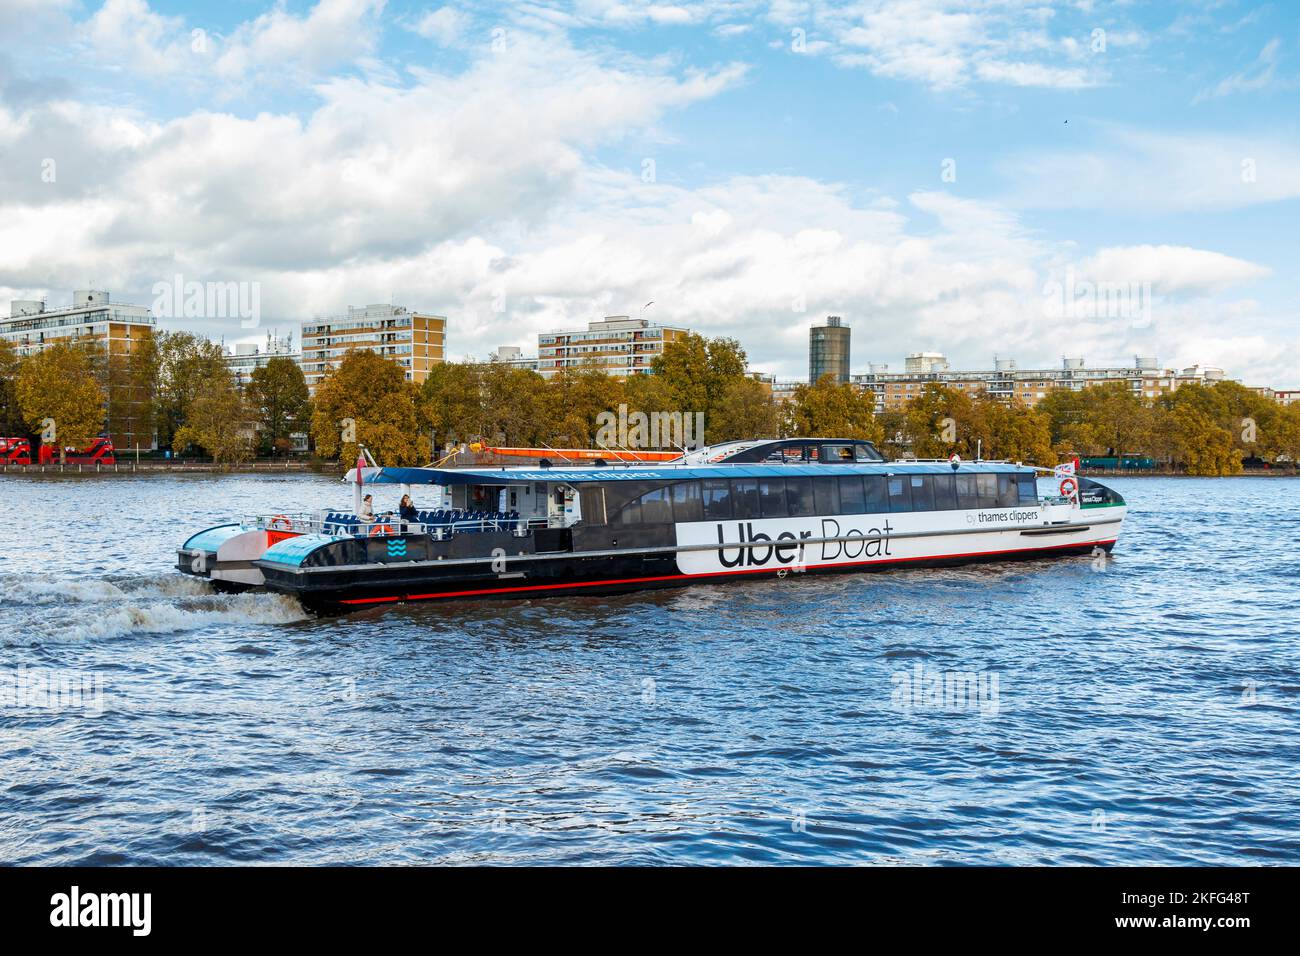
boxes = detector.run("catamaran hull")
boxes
[257,517,1121,613]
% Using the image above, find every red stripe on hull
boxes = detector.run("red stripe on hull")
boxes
[338,537,1118,606]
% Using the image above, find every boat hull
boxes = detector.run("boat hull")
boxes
[258,523,1119,613]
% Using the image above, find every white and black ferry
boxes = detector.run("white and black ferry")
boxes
[176,438,1126,612]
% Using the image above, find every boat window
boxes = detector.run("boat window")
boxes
[996,473,1019,508]
[863,475,888,513]
[932,474,957,511]
[671,481,704,522]
[838,476,866,513]
[855,444,884,462]
[702,479,733,520]
[888,476,912,512]
[812,476,839,515]
[1017,474,1038,505]
[579,486,608,526]
[956,473,980,510]
[731,479,761,519]
[976,474,999,509]
[785,477,814,517]
[758,478,788,518]
[617,496,641,524]
[822,444,857,463]
[768,444,807,463]
[909,475,935,511]
[640,485,673,524]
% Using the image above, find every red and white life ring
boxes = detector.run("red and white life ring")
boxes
[270,514,292,530]
[368,524,394,537]
[1058,477,1078,498]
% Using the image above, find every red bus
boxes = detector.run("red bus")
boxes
[0,437,116,465]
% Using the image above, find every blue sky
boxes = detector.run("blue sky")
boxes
[1,0,1298,385]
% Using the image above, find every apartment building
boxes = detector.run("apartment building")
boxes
[1,291,156,449]
[850,356,1229,412]
[536,316,689,379]
[300,304,445,393]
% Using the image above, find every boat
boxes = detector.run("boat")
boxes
[175,438,1127,612]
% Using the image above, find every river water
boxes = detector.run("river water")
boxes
[0,473,1295,865]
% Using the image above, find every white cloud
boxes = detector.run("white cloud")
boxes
[82,0,193,76]
[4,0,1297,390]
[1195,38,1282,102]
[1002,125,1300,213]
[1079,245,1269,296]
[767,0,1115,90]
[410,6,470,45]
[214,0,388,82]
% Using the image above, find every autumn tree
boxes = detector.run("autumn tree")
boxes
[171,377,255,464]
[104,331,160,452]
[154,331,228,449]
[707,375,780,442]
[975,395,1054,464]
[15,341,107,464]
[646,333,757,444]
[248,356,309,455]
[785,374,883,442]
[477,363,551,446]
[0,339,25,441]
[542,362,627,447]
[1167,403,1240,476]
[311,349,424,465]
[898,384,984,458]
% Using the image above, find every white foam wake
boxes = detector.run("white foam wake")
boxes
[34,592,309,642]
[1,573,215,605]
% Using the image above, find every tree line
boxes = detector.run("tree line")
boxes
[0,332,309,463]
[310,331,1299,476]
[3,328,1295,475]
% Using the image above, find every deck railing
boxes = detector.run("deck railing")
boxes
[243,512,552,538]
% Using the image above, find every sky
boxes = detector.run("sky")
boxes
[0,0,1297,386]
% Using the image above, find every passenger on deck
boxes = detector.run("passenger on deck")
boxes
[399,494,418,524]
[358,494,376,522]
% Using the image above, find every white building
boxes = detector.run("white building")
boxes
[223,332,301,388]
[488,345,541,371]
[1,290,154,358]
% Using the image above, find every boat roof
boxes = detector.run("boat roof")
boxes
[346,461,1035,486]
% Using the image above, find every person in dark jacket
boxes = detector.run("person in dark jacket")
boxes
[398,494,418,523]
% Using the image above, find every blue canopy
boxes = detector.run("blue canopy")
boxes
[345,461,1035,486]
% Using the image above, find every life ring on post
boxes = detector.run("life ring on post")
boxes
[270,514,292,530]
[1058,477,1078,498]
[368,524,394,537]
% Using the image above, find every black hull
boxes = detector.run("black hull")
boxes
[261,538,1115,614]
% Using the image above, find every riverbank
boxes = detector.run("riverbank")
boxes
[1080,468,1297,478]
[0,460,325,476]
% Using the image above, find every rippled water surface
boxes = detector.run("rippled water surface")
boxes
[0,473,1296,865]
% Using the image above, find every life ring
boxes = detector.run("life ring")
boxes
[270,514,292,530]
[1059,477,1077,498]
[368,524,394,537]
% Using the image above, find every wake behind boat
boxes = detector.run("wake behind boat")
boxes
[176,438,1126,612]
